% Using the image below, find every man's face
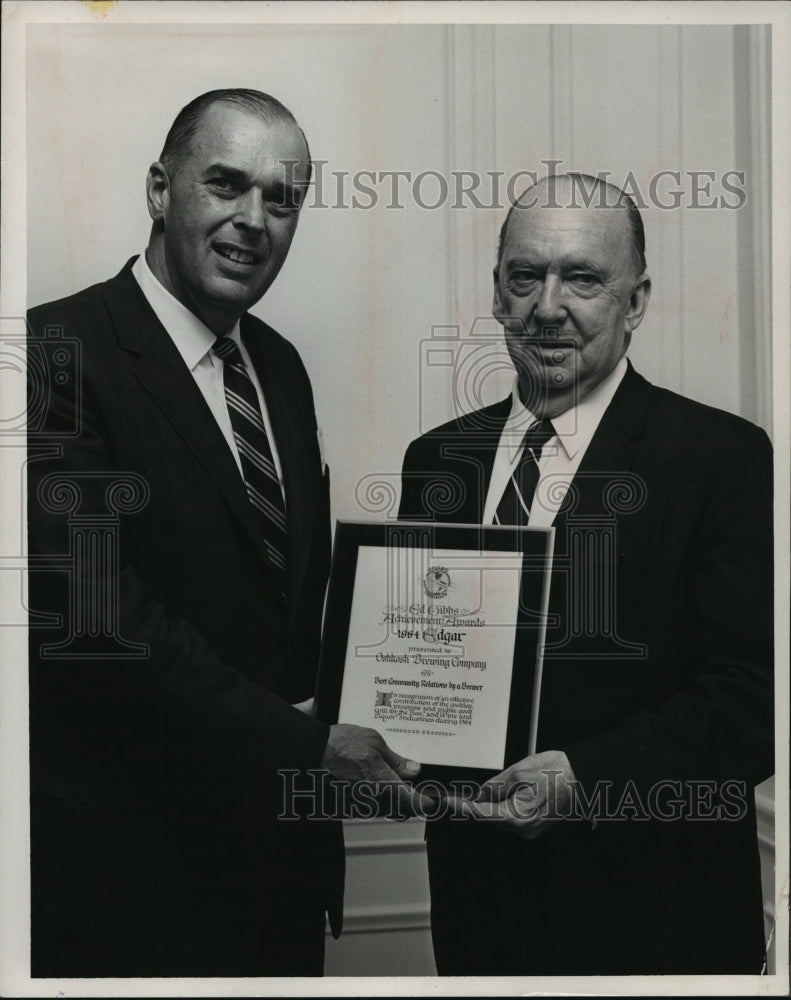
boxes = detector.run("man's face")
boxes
[494,182,650,416]
[147,103,310,332]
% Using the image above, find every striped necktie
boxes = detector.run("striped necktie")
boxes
[213,335,288,597]
[495,418,555,526]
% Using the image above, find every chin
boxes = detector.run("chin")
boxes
[531,366,571,388]
[207,282,262,312]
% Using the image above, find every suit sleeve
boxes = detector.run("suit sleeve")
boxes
[564,423,774,796]
[27,314,330,804]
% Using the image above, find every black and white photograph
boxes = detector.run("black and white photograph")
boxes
[1,1,788,995]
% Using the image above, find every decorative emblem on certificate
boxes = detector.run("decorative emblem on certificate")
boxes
[422,566,452,600]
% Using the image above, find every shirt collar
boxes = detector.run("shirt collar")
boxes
[506,356,628,461]
[131,252,241,371]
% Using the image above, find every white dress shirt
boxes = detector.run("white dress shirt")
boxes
[482,357,628,527]
[131,252,286,503]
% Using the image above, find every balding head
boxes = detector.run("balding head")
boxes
[497,173,647,279]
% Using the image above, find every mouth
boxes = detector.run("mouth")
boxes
[505,323,577,344]
[531,340,576,351]
[508,338,578,375]
[511,337,577,355]
[528,329,575,345]
[213,243,262,266]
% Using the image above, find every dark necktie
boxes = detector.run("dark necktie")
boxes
[213,335,288,597]
[495,418,555,526]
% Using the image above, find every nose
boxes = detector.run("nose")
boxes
[234,189,267,232]
[533,274,566,328]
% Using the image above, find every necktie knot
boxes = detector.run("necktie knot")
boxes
[519,418,555,465]
[213,335,242,364]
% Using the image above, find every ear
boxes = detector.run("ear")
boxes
[492,267,504,325]
[146,162,170,223]
[625,273,652,333]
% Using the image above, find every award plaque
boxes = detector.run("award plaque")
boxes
[315,521,554,776]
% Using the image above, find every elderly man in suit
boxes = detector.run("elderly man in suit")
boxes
[27,88,422,978]
[399,173,773,975]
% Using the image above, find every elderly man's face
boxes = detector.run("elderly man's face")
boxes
[147,103,310,333]
[494,184,650,416]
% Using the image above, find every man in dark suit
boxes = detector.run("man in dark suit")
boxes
[27,88,422,978]
[399,173,773,975]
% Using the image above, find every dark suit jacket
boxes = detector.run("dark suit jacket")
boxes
[27,259,343,977]
[399,362,773,974]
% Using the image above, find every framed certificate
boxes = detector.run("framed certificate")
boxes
[316,521,554,777]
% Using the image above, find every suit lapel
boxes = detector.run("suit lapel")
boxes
[241,317,317,619]
[444,399,511,521]
[102,260,275,571]
[555,361,651,525]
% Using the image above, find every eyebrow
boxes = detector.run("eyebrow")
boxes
[505,257,606,275]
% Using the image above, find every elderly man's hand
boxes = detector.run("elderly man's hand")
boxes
[446,749,576,840]
[321,723,433,818]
